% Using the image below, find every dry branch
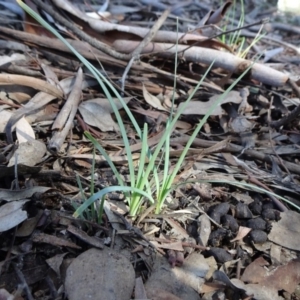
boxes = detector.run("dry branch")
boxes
[113,40,289,87]
[0,74,63,98]
[48,68,83,153]
[0,26,224,92]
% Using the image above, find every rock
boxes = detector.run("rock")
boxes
[236,203,253,219]
[247,218,266,231]
[65,247,135,300]
[145,253,205,300]
[221,214,239,232]
[206,247,232,263]
[249,230,268,244]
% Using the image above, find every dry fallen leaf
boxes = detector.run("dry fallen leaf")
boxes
[0,199,29,232]
[143,84,169,112]
[268,210,300,251]
[16,116,35,143]
[78,101,119,132]
[230,226,252,242]
[7,140,46,167]
[179,90,243,116]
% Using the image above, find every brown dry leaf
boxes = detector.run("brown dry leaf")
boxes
[46,253,68,276]
[5,76,96,144]
[78,100,119,132]
[16,209,44,237]
[0,85,34,103]
[268,210,300,251]
[15,116,35,143]
[179,90,242,116]
[241,256,270,283]
[41,63,60,87]
[232,278,281,300]
[143,85,169,112]
[7,140,46,167]
[132,107,190,130]
[240,258,300,297]
[0,186,51,201]
[87,97,132,114]
[230,226,252,242]
[206,1,232,25]
[261,258,300,294]
[78,97,131,132]
[197,214,211,247]
[0,199,29,232]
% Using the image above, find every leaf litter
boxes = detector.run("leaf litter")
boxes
[0,0,300,299]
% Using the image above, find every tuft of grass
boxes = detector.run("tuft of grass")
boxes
[220,0,265,58]
[17,0,299,222]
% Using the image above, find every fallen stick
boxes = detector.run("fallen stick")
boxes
[113,40,289,87]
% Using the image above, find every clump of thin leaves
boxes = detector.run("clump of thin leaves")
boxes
[18,0,298,223]
[220,0,265,58]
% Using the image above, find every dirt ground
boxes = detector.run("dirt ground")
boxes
[0,0,300,299]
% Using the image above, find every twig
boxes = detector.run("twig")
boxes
[13,263,34,300]
[48,68,83,153]
[270,78,300,129]
[13,152,20,190]
[121,8,171,92]
[45,275,58,299]
[113,39,288,87]
[30,0,131,60]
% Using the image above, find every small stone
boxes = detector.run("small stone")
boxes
[249,200,262,215]
[247,218,266,230]
[221,215,239,232]
[262,200,275,210]
[65,247,135,300]
[236,203,253,219]
[208,228,228,247]
[209,211,221,224]
[212,203,230,215]
[249,230,268,243]
[207,247,232,263]
[261,208,276,221]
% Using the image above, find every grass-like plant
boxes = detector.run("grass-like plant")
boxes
[220,0,265,58]
[18,1,299,223]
